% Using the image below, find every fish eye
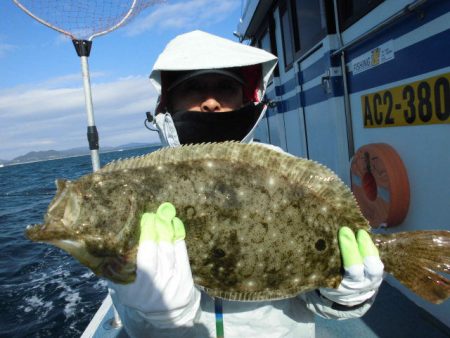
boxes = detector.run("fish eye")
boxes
[315,239,326,251]
[212,248,226,258]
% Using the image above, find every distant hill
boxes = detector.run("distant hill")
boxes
[2,143,160,166]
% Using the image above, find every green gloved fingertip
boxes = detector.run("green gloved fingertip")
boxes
[172,217,186,241]
[157,202,176,222]
[140,213,157,244]
[357,229,379,258]
[155,217,174,243]
[338,226,363,268]
[139,203,185,243]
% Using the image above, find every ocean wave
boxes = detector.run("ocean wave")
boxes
[1,147,151,337]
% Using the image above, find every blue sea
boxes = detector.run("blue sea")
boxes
[0,146,160,337]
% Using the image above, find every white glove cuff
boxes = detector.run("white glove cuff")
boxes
[109,239,200,329]
[319,261,383,307]
[137,286,201,328]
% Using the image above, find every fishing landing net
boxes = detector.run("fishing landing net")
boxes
[13,0,165,171]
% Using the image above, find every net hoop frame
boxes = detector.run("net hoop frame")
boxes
[12,0,140,41]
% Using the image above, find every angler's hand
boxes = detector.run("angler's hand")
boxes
[319,227,384,306]
[108,202,199,324]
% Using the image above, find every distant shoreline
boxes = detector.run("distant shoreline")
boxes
[0,144,161,167]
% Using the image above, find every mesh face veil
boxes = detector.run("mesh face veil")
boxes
[171,103,266,145]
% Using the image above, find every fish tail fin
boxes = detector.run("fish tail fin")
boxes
[373,231,450,304]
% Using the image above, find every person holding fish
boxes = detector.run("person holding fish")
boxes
[108,30,385,337]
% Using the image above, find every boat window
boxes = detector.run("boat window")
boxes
[293,0,334,55]
[256,17,279,77]
[280,1,295,69]
[279,0,335,68]
[258,27,272,53]
[337,0,384,30]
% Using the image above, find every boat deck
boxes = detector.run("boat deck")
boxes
[82,281,450,337]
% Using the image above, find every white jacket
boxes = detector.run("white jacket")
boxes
[110,286,375,338]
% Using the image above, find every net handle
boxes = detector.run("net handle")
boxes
[13,0,139,41]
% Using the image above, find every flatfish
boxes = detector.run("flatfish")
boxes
[25,142,450,303]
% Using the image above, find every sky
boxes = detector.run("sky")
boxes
[0,0,244,160]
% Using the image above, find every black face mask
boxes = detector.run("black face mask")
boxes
[171,103,264,144]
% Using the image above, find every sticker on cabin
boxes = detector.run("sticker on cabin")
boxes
[352,40,395,75]
[361,72,450,128]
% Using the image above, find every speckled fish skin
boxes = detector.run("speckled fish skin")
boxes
[25,142,450,303]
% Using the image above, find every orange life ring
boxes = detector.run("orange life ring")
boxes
[350,143,410,227]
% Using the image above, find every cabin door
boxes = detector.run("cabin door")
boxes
[296,45,351,185]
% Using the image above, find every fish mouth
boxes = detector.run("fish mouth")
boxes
[48,238,103,269]
[26,179,82,242]
[51,237,137,284]
[25,223,50,241]
[24,222,98,266]
[25,224,136,284]
[25,226,104,274]
[25,222,71,242]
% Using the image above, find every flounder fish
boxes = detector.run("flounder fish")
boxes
[26,142,450,303]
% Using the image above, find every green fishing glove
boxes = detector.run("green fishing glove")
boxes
[108,202,200,326]
[339,227,379,267]
[319,226,384,306]
[140,202,186,244]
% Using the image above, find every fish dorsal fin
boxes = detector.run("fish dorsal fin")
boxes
[98,142,364,224]
[99,142,295,173]
[99,142,338,187]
